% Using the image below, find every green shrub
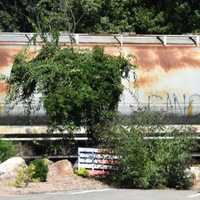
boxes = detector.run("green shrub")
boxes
[30,159,48,182]
[76,168,89,177]
[102,113,194,189]
[0,140,16,162]
[150,138,193,189]
[14,162,45,187]
[14,166,29,188]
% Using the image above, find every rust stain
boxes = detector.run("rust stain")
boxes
[0,47,22,68]
[88,45,200,73]
[0,49,9,67]
[135,76,157,88]
[0,44,200,93]
[0,82,9,93]
[104,46,121,57]
[61,45,200,74]
[128,46,200,72]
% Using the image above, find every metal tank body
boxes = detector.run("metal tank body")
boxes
[0,33,200,125]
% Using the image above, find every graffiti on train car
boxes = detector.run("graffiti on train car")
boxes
[119,90,200,116]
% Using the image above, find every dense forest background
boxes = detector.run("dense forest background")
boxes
[0,0,199,34]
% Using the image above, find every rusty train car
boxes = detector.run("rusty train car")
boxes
[0,33,200,125]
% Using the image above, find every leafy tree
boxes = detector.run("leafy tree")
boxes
[7,42,133,142]
[0,0,36,32]
[0,140,16,162]
[0,0,199,34]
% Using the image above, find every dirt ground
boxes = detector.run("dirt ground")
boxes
[0,176,108,196]
[0,177,199,197]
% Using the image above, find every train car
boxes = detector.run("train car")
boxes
[0,33,200,125]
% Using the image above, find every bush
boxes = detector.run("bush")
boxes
[14,165,35,188]
[0,140,16,162]
[76,168,89,177]
[102,113,194,189]
[14,166,29,188]
[30,159,48,182]
[14,161,47,187]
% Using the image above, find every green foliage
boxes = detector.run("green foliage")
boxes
[14,164,35,188]
[0,140,16,162]
[148,138,193,189]
[0,0,199,34]
[30,159,48,182]
[8,45,133,140]
[0,0,36,32]
[102,113,194,189]
[76,167,89,177]
[14,166,29,188]
[14,159,48,187]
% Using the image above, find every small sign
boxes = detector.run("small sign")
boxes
[78,147,118,176]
